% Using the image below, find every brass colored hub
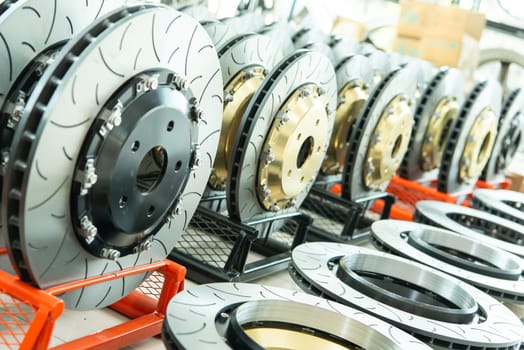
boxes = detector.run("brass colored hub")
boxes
[364,95,413,189]
[322,81,368,174]
[459,108,498,182]
[421,97,459,171]
[209,66,266,190]
[244,327,354,350]
[258,84,330,211]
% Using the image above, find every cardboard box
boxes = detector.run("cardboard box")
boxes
[506,172,524,193]
[331,16,368,42]
[395,1,486,70]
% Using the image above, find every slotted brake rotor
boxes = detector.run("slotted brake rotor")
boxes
[321,54,373,176]
[400,68,464,181]
[162,283,432,350]
[0,0,125,266]
[437,80,502,193]
[472,189,524,226]
[481,88,524,182]
[414,201,524,258]
[227,50,336,222]
[371,220,524,303]
[1,4,222,309]
[290,242,524,349]
[208,32,282,192]
[342,65,416,200]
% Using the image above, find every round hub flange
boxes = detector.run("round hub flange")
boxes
[71,70,196,259]
[481,88,524,182]
[372,220,524,303]
[472,189,524,226]
[208,33,281,191]
[0,0,124,251]
[342,66,416,200]
[1,5,223,309]
[290,242,524,350]
[321,54,373,176]
[162,282,431,350]
[437,80,502,193]
[400,68,464,181]
[414,201,524,258]
[227,50,336,222]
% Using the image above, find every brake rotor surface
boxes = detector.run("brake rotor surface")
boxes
[163,282,432,350]
[290,242,524,349]
[472,189,524,226]
[201,20,236,52]
[342,66,416,200]
[329,35,359,66]
[371,220,524,303]
[259,21,295,58]
[1,4,222,309]
[414,200,524,258]
[481,88,524,182]
[364,50,388,88]
[400,68,464,181]
[321,54,373,176]
[227,50,336,222]
[208,33,281,192]
[0,0,124,254]
[437,80,502,193]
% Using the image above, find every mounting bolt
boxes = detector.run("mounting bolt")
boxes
[80,159,98,195]
[218,312,230,322]
[299,87,311,98]
[172,74,189,90]
[263,146,275,167]
[269,204,280,212]
[372,134,382,144]
[137,74,160,92]
[7,93,26,129]
[190,148,201,171]
[133,240,152,254]
[278,109,291,127]
[108,100,123,127]
[80,215,97,244]
[101,248,120,261]
[172,199,184,216]
[259,183,271,201]
[317,87,326,96]
[0,151,9,174]
[189,98,205,123]
[286,198,297,209]
[224,91,234,104]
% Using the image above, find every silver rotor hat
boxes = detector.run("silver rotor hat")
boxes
[371,220,524,303]
[163,282,432,350]
[1,4,223,309]
[415,200,524,258]
[290,242,524,349]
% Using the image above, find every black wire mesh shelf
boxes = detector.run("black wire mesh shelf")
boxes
[169,206,311,284]
[301,187,395,243]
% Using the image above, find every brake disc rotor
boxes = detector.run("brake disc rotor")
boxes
[342,66,416,200]
[329,35,359,66]
[208,33,282,192]
[0,0,124,250]
[1,5,222,309]
[400,68,464,181]
[437,80,502,193]
[227,50,336,222]
[290,242,524,349]
[201,20,236,52]
[163,283,431,350]
[321,54,373,176]
[364,50,389,88]
[301,42,335,64]
[472,189,524,225]
[259,21,295,58]
[372,220,524,303]
[292,27,328,49]
[414,201,524,258]
[481,88,524,182]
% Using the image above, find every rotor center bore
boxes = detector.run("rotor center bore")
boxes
[135,146,168,193]
[322,81,368,175]
[364,95,413,189]
[421,97,458,171]
[257,84,330,211]
[222,300,398,350]
[72,70,196,259]
[405,229,522,280]
[209,66,266,190]
[336,254,479,324]
[460,108,498,182]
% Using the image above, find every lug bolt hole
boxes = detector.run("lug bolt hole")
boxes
[119,196,127,208]
[147,205,155,217]
[132,141,140,152]
[167,121,174,132]
[175,161,182,172]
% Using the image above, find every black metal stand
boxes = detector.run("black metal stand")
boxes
[168,206,311,284]
[301,187,395,243]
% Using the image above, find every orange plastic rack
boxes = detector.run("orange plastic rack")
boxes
[0,252,185,350]
[370,176,511,221]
